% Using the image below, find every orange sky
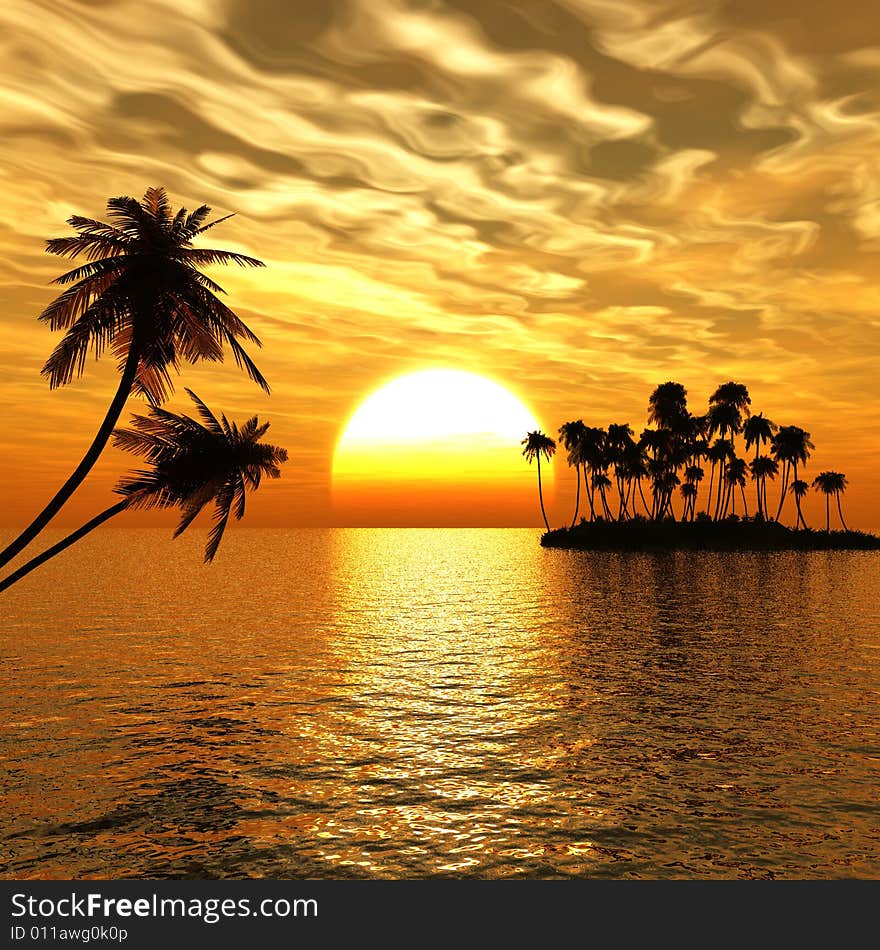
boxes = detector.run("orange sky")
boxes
[1,0,879,531]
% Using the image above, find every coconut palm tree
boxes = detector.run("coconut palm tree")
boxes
[743,412,777,516]
[0,391,287,593]
[706,438,733,519]
[522,430,556,532]
[647,381,688,430]
[771,426,814,521]
[606,423,635,519]
[0,187,268,571]
[577,426,606,521]
[812,471,848,531]
[749,455,778,521]
[709,381,751,433]
[590,471,614,520]
[680,481,699,521]
[683,464,704,518]
[789,479,809,530]
[558,420,586,528]
[722,456,748,518]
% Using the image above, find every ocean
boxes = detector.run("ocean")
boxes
[2,528,878,878]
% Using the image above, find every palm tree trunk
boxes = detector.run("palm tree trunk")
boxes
[0,501,128,593]
[774,462,789,521]
[740,484,748,518]
[536,454,550,533]
[637,479,650,518]
[569,464,581,529]
[0,342,141,570]
[836,492,848,531]
[825,494,830,532]
[707,462,715,517]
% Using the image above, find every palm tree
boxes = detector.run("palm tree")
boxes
[706,438,733,519]
[680,481,698,521]
[0,392,287,593]
[577,426,606,521]
[522,430,556,532]
[709,381,751,433]
[606,423,635,519]
[771,426,814,521]
[0,187,268,571]
[558,420,586,528]
[812,472,848,531]
[683,464,704,518]
[648,381,688,430]
[789,479,809,530]
[590,471,614,520]
[743,412,777,517]
[749,455,778,521]
[722,456,748,518]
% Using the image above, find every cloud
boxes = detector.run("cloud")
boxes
[0,0,879,527]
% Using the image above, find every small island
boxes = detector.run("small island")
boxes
[523,380,880,552]
[541,517,880,552]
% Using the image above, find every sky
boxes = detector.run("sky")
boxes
[1,0,879,530]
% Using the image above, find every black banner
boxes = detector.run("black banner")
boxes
[1,881,876,947]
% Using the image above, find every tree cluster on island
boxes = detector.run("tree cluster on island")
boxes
[522,381,859,547]
[0,188,286,593]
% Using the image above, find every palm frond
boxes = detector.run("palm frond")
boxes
[183,388,224,435]
[180,247,265,269]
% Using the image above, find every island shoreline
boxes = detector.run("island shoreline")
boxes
[541,518,880,551]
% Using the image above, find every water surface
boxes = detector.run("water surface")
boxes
[2,528,878,878]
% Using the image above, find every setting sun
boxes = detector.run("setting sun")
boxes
[332,369,551,525]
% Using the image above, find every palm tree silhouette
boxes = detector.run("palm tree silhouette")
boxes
[0,391,286,593]
[0,187,268,571]
[521,430,556,532]
[721,456,748,518]
[590,471,614,520]
[683,464,704,519]
[578,426,607,521]
[812,471,848,531]
[743,412,777,517]
[680,481,698,521]
[789,479,809,530]
[648,381,688,430]
[707,438,733,520]
[771,426,814,521]
[749,455,778,522]
[558,420,586,528]
[606,423,635,519]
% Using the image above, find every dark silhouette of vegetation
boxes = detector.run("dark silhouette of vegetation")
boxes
[530,379,874,550]
[542,517,880,551]
[0,392,287,592]
[521,430,555,532]
[812,471,848,532]
[0,187,267,571]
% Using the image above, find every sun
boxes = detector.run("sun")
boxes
[332,368,552,526]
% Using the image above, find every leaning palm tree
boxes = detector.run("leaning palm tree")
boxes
[521,430,556,532]
[789,479,809,530]
[0,391,287,593]
[812,471,848,531]
[0,187,268,571]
